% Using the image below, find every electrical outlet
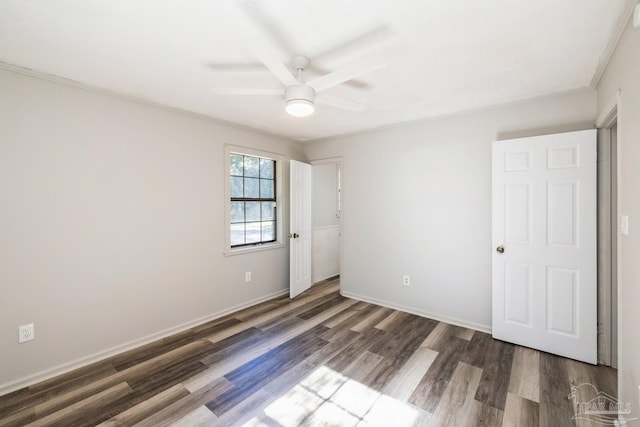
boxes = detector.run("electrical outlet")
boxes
[403,275,410,286]
[19,323,34,343]
[245,272,252,282]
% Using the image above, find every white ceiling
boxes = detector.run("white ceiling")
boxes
[0,1,628,141]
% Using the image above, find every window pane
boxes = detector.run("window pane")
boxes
[246,201,261,222]
[231,176,243,198]
[244,156,259,177]
[231,202,244,223]
[260,158,274,179]
[262,221,275,241]
[230,154,243,176]
[245,222,261,244]
[261,202,275,220]
[260,179,274,199]
[244,177,259,198]
[229,152,277,248]
[230,223,245,246]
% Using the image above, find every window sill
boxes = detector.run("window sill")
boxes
[224,242,287,257]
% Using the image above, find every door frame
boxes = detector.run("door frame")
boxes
[310,157,344,285]
[595,90,622,372]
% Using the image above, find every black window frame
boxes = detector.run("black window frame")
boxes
[229,153,277,248]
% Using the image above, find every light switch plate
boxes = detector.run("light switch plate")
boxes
[621,215,629,236]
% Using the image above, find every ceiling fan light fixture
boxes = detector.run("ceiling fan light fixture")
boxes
[285,85,316,117]
[286,99,314,117]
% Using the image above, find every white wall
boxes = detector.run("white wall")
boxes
[0,68,305,393]
[304,89,596,331]
[597,17,640,418]
[312,163,340,228]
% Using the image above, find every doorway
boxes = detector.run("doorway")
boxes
[597,102,619,368]
[310,158,342,284]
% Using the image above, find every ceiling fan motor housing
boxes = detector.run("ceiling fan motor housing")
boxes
[285,84,315,103]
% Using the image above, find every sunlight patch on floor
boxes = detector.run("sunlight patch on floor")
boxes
[242,365,422,426]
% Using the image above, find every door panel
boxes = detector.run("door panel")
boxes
[492,129,596,364]
[504,262,531,326]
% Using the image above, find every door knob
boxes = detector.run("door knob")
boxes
[288,233,300,239]
[496,245,505,254]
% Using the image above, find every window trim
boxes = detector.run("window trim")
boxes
[224,144,286,256]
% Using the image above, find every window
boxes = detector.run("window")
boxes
[229,152,277,248]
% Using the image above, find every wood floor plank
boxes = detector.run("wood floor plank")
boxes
[97,384,190,427]
[28,382,133,427]
[2,339,212,426]
[429,361,483,426]
[132,377,233,427]
[454,327,475,341]
[167,406,218,427]
[539,352,576,427]
[112,318,240,371]
[320,303,362,328]
[325,328,388,373]
[368,315,437,370]
[474,402,504,427]
[420,321,451,350]
[474,338,515,410]
[187,300,357,392]
[0,362,118,418]
[361,394,432,426]
[205,283,340,344]
[0,279,617,427]
[408,335,468,412]
[218,348,383,427]
[508,346,540,403]
[502,392,539,427]
[374,310,409,331]
[340,350,385,383]
[565,359,619,427]
[320,304,380,340]
[350,306,393,333]
[361,358,398,393]
[205,329,329,415]
[297,294,348,320]
[217,338,372,427]
[383,347,439,402]
[458,330,493,368]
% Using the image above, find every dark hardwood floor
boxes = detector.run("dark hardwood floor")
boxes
[0,277,617,426]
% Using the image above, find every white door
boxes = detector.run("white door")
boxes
[290,160,312,298]
[492,129,597,364]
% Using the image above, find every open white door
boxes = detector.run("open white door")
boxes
[492,129,597,364]
[290,160,312,298]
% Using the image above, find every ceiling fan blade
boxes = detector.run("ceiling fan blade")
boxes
[316,93,368,112]
[242,34,297,87]
[307,55,386,93]
[210,88,282,96]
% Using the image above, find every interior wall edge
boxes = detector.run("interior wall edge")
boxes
[0,288,288,398]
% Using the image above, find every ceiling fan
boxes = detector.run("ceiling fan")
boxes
[210,34,386,117]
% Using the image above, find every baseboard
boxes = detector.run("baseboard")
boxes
[0,288,288,397]
[340,290,492,334]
